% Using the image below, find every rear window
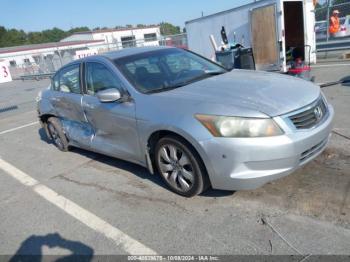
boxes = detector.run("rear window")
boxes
[125,58,161,74]
[165,52,208,74]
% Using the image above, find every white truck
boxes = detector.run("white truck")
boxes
[185,0,316,73]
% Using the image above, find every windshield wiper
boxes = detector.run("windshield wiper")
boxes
[146,85,181,94]
[145,71,226,94]
[172,71,225,87]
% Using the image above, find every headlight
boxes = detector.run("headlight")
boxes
[195,114,284,137]
[320,91,328,105]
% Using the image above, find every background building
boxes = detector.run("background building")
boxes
[0,40,105,77]
[0,26,161,78]
[60,26,161,49]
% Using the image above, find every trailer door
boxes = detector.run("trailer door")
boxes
[250,4,280,71]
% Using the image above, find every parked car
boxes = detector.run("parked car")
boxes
[37,46,334,197]
[335,16,350,38]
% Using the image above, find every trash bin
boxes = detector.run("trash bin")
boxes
[215,50,236,70]
[215,48,255,70]
[235,47,255,70]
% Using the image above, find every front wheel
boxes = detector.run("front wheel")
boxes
[155,136,209,197]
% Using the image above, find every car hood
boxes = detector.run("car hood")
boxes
[159,70,320,117]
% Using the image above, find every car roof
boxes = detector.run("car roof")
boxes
[102,46,175,60]
[61,46,176,68]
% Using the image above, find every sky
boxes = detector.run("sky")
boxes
[0,0,252,32]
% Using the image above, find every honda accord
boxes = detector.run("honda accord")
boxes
[37,46,334,197]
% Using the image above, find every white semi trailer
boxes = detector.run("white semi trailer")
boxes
[185,0,316,73]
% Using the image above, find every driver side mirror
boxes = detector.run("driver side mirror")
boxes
[97,88,122,103]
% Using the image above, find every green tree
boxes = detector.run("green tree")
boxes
[0,29,27,47]
[0,22,185,48]
[0,25,94,47]
[68,27,90,34]
[0,26,7,46]
[160,22,181,36]
[27,32,45,44]
[41,27,67,42]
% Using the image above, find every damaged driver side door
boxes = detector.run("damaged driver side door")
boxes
[81,61,141,163]
[51,63,92,149]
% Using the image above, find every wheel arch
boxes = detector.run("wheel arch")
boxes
[146,129,213,186]
[40,113,57,123]
[39,113,58,138]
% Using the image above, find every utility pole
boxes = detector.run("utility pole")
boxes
[326,0,331,42]
[56,43,63,67]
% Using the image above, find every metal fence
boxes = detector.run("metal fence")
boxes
[5,33,188,79]
[315,0,350,46]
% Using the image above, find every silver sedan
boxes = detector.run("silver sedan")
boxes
[37,46,334,197]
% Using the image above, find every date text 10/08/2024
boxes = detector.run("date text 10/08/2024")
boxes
[127,255,220,261]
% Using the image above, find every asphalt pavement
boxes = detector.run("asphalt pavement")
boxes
[0,63,349,260]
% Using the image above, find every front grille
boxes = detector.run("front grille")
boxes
[300,138,328,163]
[289,98,328,129]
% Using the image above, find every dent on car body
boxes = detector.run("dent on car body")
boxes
[61,119,94,149]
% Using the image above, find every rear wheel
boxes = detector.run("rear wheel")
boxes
[47,117,69,152]
[155,136,209,197]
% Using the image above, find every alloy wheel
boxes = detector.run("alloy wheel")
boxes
[157,144,195,192]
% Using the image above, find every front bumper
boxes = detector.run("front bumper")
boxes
[199,105,334,191]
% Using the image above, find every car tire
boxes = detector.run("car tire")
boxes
[47,117,69,152]
[155,136,210,197]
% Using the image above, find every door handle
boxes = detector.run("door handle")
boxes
[84,103,95,110]
[50,97,60,102]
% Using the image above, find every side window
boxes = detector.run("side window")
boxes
[59,64,81,94]
[51,73,60,91]
[86,62,123,95]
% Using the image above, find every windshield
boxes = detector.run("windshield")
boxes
[114,48,226,93]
